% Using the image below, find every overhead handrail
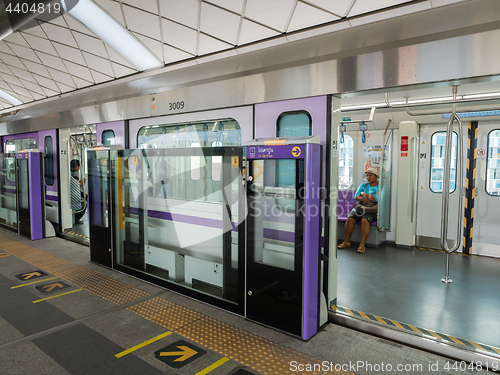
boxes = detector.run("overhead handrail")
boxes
[440,86,464,284]
[384,92,500,110]
[377,119,392,231]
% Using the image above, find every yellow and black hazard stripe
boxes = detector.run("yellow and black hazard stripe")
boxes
[64,230,89,240]
[463,121,478,255]
[332,305,500,356]
[414,246,500,260]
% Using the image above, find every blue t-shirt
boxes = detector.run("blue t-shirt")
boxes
[354,183,379,202]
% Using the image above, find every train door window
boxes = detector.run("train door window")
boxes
[486,129,500,196]
[44,136,54,186]
[276,111,311,211]
[339,134,354,189]
[102,130,115,146]
[430,131,457,192]
[277,111,312,137]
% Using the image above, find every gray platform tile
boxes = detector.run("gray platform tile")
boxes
[0,340,70,375]
[284,323,360,360]
[46,288,116,319]
[0,274,75,337]
[83,308,167,350]
[32,323,164,375]
[0,321,24,345]
[0,258,42,281]
[332,333,412,375]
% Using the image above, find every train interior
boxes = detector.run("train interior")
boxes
[334,78,500,354]
[60,125,96,243]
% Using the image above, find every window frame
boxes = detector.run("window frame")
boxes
[338,134,354,190]
[486,128,500,197]
[44,135,54,186]
[276,110,312,137]
[429,130,458,194]
[101,129,116,146]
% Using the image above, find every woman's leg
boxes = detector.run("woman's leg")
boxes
[359,218,371,248]
[344,217,356,243]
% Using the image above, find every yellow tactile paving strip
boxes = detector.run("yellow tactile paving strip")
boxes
[0,234,352,374]
[0,235,148,305]
[176,316,239,348]
[144,304,204,330]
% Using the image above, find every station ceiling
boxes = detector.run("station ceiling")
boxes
[0,0,468,110]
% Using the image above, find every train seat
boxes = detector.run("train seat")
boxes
[337,190,386,247]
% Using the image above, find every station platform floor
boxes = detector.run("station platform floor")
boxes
[0,227,495,375]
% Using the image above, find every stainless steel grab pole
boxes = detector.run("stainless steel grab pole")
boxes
[440,86,464,283]
[377,119,392,230]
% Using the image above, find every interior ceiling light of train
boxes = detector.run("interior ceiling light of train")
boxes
[0,0,467,111]
[339,79,500,128]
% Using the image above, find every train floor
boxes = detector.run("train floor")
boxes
[336,242,500,355]
[0,228,496,375]
[63,213,89,242]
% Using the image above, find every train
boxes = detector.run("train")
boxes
[1,0,500,360]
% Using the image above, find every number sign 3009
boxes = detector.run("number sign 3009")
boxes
[169,101,185,110]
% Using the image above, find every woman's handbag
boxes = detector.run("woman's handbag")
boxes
[354,183,378,214]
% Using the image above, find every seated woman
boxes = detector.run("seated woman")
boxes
[338,167,379,253]
[70,159,86,224]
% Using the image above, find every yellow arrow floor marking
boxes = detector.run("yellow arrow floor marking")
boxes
[0,253,10,258]
[32,289,82,303]
[22,272,42,279]
[11,277,58,289]
[115,332,173,358]
[43,282,64,292]
[160,346,197,361]
[195,357,229,375]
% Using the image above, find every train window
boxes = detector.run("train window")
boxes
[5,140,15,153]
[191,142,201,180]
[137,119,241,149]
[430,131,458,193]
[486,129,500,196]
[339,134,354,189]
[275,112,311,212]
[5,138,37,152]
[277,111,312,137]
[44,136,54,186]
[6,158,16,181]
[102,130,115,146]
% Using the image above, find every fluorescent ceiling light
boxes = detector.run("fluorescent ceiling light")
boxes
[0,90,22,106]
[341,93,500,111]
[62,0,162,71]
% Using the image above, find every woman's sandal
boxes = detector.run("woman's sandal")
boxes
[338,242,351,249]
[357,246,366,253]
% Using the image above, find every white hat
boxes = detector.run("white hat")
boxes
[365,167,379,177]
